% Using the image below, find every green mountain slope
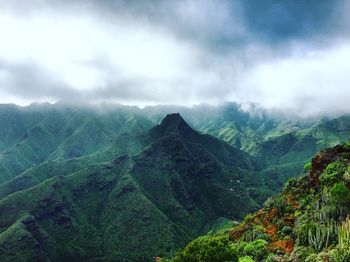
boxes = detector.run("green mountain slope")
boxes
[2,102,350,190]
[255,116,350,184]
[143,103,350,188]
[0,104,153,184]
[0,104,49,151]
[172,142,350,261]
[0,113,261,261]
[1,103,350,261]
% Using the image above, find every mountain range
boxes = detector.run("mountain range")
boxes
[0,102,350,261]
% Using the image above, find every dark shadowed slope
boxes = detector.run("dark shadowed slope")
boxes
[0,113,260,261]
[144,104,350,188]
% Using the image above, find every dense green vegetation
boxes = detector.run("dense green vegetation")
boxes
[145,103,350,187]
[1,103,350,192]
[0,103,152,184]
[171,143,350,261]
[1,103,350,261]
[0,111,261,261]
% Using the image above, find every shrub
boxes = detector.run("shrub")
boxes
[265,253,280,262]
[294,210,302,218]
[243,214,254,223]
[242,239,267,260]
[242,225,264,242]
[238,256,254,262]
[344,141,350,150]
[304,162,312,172]
[344,168,350,182]
[284,177,299,191]
[171,235,238,262]
[264,196,289,214]
[282,226,293,235]
[330,183,350,204]
[321,162,347,185]
[305,253,318,262]
[326,162,346,175]
[342,152,350,160]
[263,197,275,208]
[291,246,315,261]
[257,233,270,241]
[230,241,244,255]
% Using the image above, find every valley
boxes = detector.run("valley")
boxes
[0,103,349,261]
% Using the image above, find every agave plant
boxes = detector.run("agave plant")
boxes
[308,222,337,252]
[338,216,350,249]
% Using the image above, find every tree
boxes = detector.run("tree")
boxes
[172,235,238,262]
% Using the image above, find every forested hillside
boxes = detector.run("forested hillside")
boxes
[0,112,260,261]
[172,142,350,261]
[0,103,349,261]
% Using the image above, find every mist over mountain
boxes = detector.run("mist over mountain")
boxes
[0,0,350,116]
[1,0,350,261]
[0,102,349,260]
[0,106,259,261]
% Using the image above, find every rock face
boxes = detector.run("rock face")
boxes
[0,114,260,261]
[227,143,350,261]
[310,145,347,179]
[174,143,350,261]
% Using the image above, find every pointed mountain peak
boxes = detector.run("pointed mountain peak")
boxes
[150,113,196,138]
[160,113,187,127]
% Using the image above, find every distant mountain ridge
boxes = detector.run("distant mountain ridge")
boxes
[1,102,349,200]
[2,102,349,187]
[142,103,350,185]
[0,104,152,184]
[0,103,349,261]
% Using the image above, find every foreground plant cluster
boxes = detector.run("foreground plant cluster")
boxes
[171,143,350,261]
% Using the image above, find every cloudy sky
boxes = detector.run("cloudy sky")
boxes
[0,0,349,116]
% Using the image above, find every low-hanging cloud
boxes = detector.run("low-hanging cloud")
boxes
[0,0,349,116]
[236,43,350,117]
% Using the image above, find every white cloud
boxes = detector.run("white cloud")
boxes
[238,43,350,116]
[0,8,198,100]
[0,1,349,117]
[171,0,245,38]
